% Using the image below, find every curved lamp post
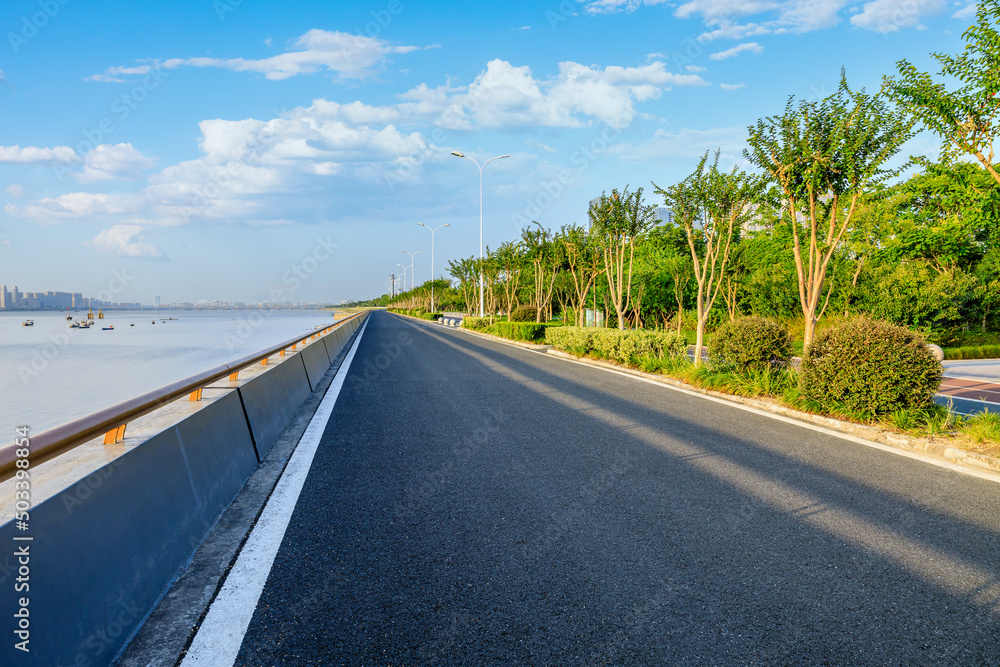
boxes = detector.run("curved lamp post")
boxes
[396,263,408,293]
[401,250,423,295]
[417,222,450,313]
[451,151,510,317]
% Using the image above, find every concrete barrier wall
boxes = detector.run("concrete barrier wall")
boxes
[0,312,367,667]
[300,338,333,391]
[238,354,313,459]
[0,391,258,667]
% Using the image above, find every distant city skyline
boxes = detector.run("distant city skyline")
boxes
[0,283,326,310]
[0,1,963,303]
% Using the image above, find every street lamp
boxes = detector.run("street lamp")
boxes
[396,263,408,293]
[451,150,510,317]
[417,222,450,313]
[401,250,423,295]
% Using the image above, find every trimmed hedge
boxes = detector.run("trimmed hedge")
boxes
[710,317,791,372]
[546,327,687,363]
[510,305,539,322]
[485,322,548,342]
[461,317,490,331]
[944,344,1000,360]
[387,308,440,320]
[800,317,942,417]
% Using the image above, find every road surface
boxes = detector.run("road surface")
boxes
[196,311,1000,664]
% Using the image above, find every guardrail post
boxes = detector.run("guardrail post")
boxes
[188,388,204,402]
[228,371,239,382]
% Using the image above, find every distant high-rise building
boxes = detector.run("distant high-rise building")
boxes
[655,207,674,226]
[13,286,21,308]
[154,296,161,307]
[587,196,602,230]
[72,292,83,308]
[0,285,8,310]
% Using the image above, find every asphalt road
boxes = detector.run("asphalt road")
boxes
[233,310,1000,665]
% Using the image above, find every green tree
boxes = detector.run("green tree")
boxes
[884,1,1000,185]
[562,223,604,327]
[589,187,658,330]
[744,74,914,347]
[521,223,566,322]
[656,151,764,363]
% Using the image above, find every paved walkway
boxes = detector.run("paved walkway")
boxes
[939,360,1000,415]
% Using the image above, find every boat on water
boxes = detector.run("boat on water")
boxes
[102,325,114,331]
[22,320,33,327]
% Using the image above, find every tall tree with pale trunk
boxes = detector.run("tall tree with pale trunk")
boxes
[589,187,658,330]
[744,74,914,347]
[656,151,765,364]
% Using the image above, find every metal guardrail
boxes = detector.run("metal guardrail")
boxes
[0,312,363,482]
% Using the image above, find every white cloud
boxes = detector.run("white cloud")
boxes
[710,42,764,60]
[0,69,5,82]
[401,59,708,131]
[526,139,558,154]
[608,126,747,163]
[952,2,977,18]
[698,21,782,41]
[88,224,165,259]
[677,0,847,33]
[89,30,426,82]
[686,65,707,72]
[76,144,156,183]
[585,0,946,35]
[7,192,134,222]
[6,184,24,198]
[851,0,946,32]
[720,83,747,90]
[0,145,77,165]
[584,0,670,14]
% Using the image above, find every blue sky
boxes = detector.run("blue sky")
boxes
[0,0,981,304]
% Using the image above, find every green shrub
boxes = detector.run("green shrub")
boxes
[420,312,442,321]
[462,317,490,331]
[545,327,687,363]
[545,326,598,354]
[943,344,1000,360]
[710,317,792,373]
[485,322,548,342]
[510,304,538,322]
[800,317,942,418]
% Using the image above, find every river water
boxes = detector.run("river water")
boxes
[0,309,339,441]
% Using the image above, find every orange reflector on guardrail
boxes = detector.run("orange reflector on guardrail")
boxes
[103,424,126,444]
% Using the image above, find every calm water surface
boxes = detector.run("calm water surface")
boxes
[0,309,339,439]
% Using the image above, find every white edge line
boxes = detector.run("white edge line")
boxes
[444,322,1000,486]
[180,317,369,666]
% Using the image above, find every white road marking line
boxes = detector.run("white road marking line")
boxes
[180,318,369,666]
